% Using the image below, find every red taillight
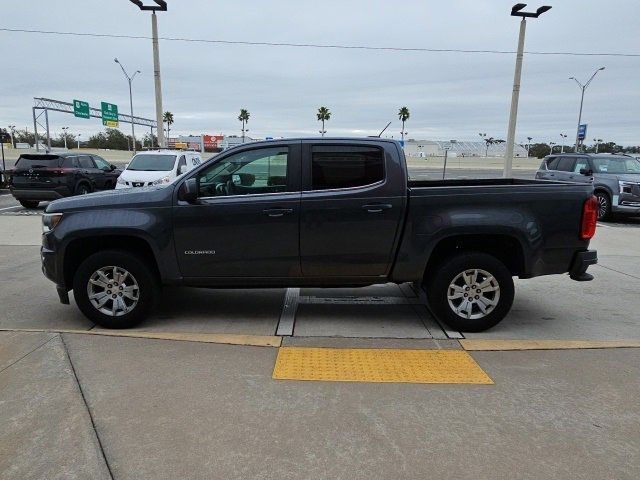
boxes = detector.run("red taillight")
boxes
[581,195,598,240]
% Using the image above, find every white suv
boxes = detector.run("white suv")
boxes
[116,150,202,189]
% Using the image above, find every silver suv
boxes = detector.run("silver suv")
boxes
[535,153,640,220]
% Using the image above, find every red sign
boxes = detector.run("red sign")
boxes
[203,134,223,151]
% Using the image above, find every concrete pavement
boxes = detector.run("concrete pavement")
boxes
[2,331,637,479]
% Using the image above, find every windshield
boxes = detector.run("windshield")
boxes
[591,157,640,174]
[15,155,61,169]
[127,154,176,171]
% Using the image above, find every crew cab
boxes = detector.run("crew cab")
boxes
[41,138,598,332]
[7,153,120,208]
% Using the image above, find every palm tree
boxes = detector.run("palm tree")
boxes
[317,107,331,137]
[398,107,410,141]
[163,111,174,141]
[238,109,250,143]
[484,136,494,157]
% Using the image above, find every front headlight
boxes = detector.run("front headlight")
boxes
[619,181,640,194]
[151,176,172,186]
[42,213,63,233]
[117,176,126,185]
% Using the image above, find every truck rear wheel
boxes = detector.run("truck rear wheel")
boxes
[73,250,159,329]
[425,252,514,332]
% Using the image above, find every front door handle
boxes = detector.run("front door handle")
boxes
[362,203,392,213]
[263,208,293,217]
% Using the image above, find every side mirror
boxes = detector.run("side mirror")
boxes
[110,164,117,171]
[178,177,198,203]
[579,168,593,176]
[179,164,188,175]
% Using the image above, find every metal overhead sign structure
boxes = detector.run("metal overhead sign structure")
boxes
[32,97,157,151]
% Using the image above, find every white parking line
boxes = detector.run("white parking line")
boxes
[0,193,13,197]
[0,205,21,212]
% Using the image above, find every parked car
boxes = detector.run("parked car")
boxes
[116,150,202,189]
[7,153,121,208]
[535,153,640,220]
[41,138,598,332]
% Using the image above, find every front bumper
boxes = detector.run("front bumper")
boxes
[569,250,598,281]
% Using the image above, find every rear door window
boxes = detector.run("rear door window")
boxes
[310,146,384,190]
[555,157,576,172]
[573,157,590,173]
[61,156,79,168]
[78,155,96,169]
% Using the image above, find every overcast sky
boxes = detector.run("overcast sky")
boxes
[1,0,639,145]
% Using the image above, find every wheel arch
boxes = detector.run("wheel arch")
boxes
[423,233,526,284]
[63,235,160,290]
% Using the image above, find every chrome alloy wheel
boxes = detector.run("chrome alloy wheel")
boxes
[87,266,140,317]
[447,268,500,320]
[597,194,608,219]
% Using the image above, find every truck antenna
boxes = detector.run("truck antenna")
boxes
[377,122,392,137]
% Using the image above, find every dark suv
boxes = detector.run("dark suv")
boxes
[7,153,121,208]
[535,153,640,220]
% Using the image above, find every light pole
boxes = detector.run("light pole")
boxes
[504,3,552,178]
[114,58,141,153]
[479,133,487,157]
[129,0,166,148]
[560,133,567,153]
[77,133,81,149]
[594,138,603,153]
[570,67,605,152]
[61,126,69,149]
[549,141,556,155]
[8,125,16,148]
[526,136,533,156]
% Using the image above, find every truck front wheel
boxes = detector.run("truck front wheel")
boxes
[73,250,159,329]
[425,252,514,332]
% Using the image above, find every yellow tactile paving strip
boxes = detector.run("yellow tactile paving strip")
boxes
[272,347,494,384]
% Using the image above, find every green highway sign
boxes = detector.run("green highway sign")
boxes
[73,99,90,119]
[101,101,119,128]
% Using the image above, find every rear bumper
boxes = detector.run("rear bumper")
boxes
[569,250,598,281]
[10,186,71,201]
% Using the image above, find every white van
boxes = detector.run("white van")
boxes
[116,150,202,189]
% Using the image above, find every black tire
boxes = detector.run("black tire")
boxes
[595,191,611,221]
[75,182,91,195]
[73,249,160,329]
[19,200,39,209]
[424,252,514,332]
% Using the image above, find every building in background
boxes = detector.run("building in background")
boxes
[403,140,528,158]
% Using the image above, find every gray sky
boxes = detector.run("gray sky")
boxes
[1,0,639,145]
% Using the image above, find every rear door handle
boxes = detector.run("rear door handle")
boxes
[263,208,293,217]
[362,203,392,213]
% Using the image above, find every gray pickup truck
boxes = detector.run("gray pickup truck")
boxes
[41,138,598,332]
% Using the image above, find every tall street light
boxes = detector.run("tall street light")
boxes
[77,133,82,150]
[570,67,605,152]
[560,133,567,153]
[129,0,167,148]
[504,3,552,178]
[61,126,69,149]
[7,125,16,148]
[115,58,141,153]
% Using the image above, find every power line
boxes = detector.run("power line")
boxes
[1,27,639,57]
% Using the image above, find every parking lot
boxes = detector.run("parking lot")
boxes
[1,178,639,479]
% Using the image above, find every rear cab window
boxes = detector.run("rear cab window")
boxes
[310,146,384,190]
